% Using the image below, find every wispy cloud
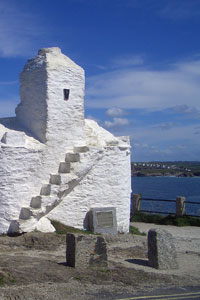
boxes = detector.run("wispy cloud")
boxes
[106,107,126,117]
[152,122,176,131]
[0,1,44,57]
[86,58,200,111]
[171,105,200,119]
[0,80,18,86]
[122,0,200,21]
[159,0,200,20]
[130,122,200,161]
[111,54,144,68]
[133,142,149,149]
[104,117,129,128]
[194,125,200,135]
[0,98,19,117]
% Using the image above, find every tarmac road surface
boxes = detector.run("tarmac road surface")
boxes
[109,287,200,300]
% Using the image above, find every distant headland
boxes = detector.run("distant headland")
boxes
[131,161,200,177]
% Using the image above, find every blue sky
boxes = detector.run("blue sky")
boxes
[0,0,200,161]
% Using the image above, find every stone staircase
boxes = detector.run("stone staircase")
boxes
[8,146,104,233]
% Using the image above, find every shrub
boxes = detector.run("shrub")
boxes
[131,212,200,227]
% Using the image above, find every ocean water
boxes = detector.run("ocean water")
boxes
[131,176,200,216]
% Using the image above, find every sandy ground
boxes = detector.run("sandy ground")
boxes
[0,224,199,300]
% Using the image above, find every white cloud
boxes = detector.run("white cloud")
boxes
[0,80,18,86]
[111,55,144,68]
[86,59,200,111]
[171,105,200,119]
[106,107,125,117]
[131,123,198,144]
[0,98,19,117]
[0,1,43,57]
[133,142,149,149]
[152,122,176,130]
[104,117,129,128]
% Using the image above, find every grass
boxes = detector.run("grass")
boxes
[51,220,147,236]
[0,272,15,286]
[51,220,95,235]
[129,225,146,236]
[0,275,4,286]
[131,212,200,227]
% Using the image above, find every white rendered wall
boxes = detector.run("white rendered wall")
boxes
[16,55,47,143]
[0,48,132,235]
[47,120,131,233]
[15,47,86,181]
[0,122,43,234]
[45,49,85,149]
[16,48,85,149]
[0,47,86,234]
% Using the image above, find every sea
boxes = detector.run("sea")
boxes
[131,176,200,217]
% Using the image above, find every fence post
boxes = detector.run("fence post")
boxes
[176,196,185,217]
[133,194,141,214]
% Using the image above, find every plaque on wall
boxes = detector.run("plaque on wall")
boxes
[89,207,117,235]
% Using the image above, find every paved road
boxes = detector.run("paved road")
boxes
[111,287,200,300]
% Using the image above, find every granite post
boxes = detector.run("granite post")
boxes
[148,228,178,270]
[132,194,141,214]
[66,233,108,268]
[176,196,185,217]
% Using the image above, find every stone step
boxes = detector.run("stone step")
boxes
[65,153,80,162]
[73,146,89,153]
[8,217,38,234]
[58,162,71,173]
[49,174,61,185]
[19,206,44,220]
[30,196,42,209]
[19,203,56,221]
[40,184,51,196]
[50,173,77,186]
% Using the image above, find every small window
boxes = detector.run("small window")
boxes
[63,89,70,101]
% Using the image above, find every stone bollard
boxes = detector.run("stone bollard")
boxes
[148,229,178,270]
[66,233,108,268]
[132,194,141,214]
[176,196,185,217]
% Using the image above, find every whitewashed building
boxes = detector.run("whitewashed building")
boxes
[0,47,131,235]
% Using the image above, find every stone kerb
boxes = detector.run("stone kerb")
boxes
[148,228,178,270]
[66,233,108,269]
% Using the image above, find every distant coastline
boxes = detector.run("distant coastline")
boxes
[132,172,198,177]
[131,161,200,177]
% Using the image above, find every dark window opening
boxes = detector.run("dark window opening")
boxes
[63,89,70,101]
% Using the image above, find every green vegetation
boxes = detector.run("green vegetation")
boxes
[0,272,15,286]
[51,220,95,235]
[129,225,146,236]
[131,212,200,227]
[0,275,4,286]
[52,221,147,236]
